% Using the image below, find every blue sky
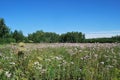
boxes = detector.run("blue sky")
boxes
[0,0,120,38]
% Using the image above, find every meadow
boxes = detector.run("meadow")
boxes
[0,43,120,80]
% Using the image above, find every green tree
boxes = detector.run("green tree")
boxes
[28,30,60,43]
[59,32,85,43]
[44,32,59,43]
[0,18,10,38]
[12,30,24,42]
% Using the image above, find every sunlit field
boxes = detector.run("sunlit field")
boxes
[0,43,120,80]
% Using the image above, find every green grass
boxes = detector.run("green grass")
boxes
[0,44,120,80]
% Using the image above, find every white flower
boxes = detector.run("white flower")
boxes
[81,57,84,60]
[10,62,15,65]
[100,62,104,64]
[80,68,82,72]
[45,59,51,62]
[55,56,62,60]
[34,61,39,65]
[74,47,78,51]
[71,62,74,64]
[5,71,11,78]
[107,65,113,68]
[94,54,98,58]
[41,69,47,73]
[79,50,82,52]
[37,65,42,70]
[78,77,81,80]
[33,62,42,70]
[62,60,67,65]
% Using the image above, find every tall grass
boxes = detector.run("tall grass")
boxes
[0,44,120,80]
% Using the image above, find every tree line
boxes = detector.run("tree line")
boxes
[85,36,120,43]
[28,31,85,43]
[0,18,120,44]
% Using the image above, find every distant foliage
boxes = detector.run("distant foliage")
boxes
[0,18,15,44]
[28,31,85,43]
[0,18,120,43]
[85,36,120,43]
[59,32,85,43]
[12,30,25,42]
[28,30,59,43]
[0,18,10,39]
[0,38,15,44]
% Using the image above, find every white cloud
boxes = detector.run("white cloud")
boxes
[85,30,120,39]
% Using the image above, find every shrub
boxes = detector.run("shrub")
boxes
[0,38,16,44]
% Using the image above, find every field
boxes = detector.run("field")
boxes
[0,43,120,80]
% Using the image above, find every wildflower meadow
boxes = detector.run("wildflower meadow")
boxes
[0,43,120,80]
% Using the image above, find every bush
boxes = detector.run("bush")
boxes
[0,38,16,44]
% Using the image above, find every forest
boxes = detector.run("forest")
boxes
[0,18,120,44]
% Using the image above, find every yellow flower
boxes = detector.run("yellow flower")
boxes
[18,42,25,47]
[37,57,43,61]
